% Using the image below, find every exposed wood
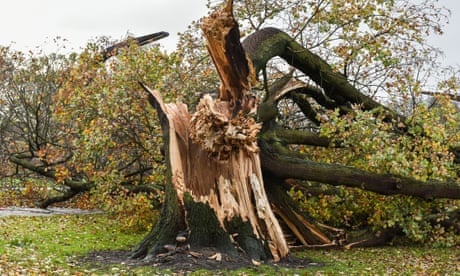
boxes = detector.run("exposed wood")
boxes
[189,95,260,160]
[131,84,187,259]
[142,83,288,260]
[197,0,288,260]
[265,178,333,246]
[134,1,292,261]
[201,0,256,115]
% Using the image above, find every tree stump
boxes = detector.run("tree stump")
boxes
[132,0,288,261]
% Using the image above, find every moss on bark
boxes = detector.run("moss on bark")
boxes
[183,193,236,254]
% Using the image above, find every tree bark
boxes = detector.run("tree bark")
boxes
[242,28,397,117]
[9,154,93,208]
[259,139,460,200]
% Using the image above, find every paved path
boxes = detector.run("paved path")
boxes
[0,207,103,216]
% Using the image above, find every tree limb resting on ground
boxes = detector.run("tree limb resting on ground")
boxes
[259,140,460,200]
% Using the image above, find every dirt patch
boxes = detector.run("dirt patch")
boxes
[78,247,320,273]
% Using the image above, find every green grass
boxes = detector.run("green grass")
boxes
[298,246,460,275]
[0,214,458,275]
[0,214,146,275]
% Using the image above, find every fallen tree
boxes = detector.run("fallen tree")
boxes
[1,0,457,263]
[131,1,459,262]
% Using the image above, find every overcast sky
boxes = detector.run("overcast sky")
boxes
[0,0,209,53]
[0,0,458,68]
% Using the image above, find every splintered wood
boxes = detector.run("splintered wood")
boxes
[197,0,287,260]
[143,0,289,261]
[144,84,288,260]
[189,95,260,160]
[201,0,257,113]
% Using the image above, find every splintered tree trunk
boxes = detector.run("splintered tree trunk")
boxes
[132,1,288,261]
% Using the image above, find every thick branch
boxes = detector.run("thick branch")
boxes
[283,179,344,197]
[35,189,80,209]
[245,30,460,162]
[10,155,94,195]
[291,85,335,109]
[289,92,320,124]
[122,183,162,194]
[242,27,402,122]
[259,141,460,200]
[261,129,329,147]
[9,154,55,178]
[290,86,353,115]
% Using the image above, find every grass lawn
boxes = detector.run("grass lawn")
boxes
[0,214,458,275]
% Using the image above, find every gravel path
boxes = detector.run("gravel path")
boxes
[0,207,103,216]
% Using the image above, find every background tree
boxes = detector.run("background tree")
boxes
[0,37,173,229]
[0,46,81,203]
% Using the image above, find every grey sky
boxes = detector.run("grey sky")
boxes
[0,0,208,53]
[429,1,460,68]
[0,0,458,68]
